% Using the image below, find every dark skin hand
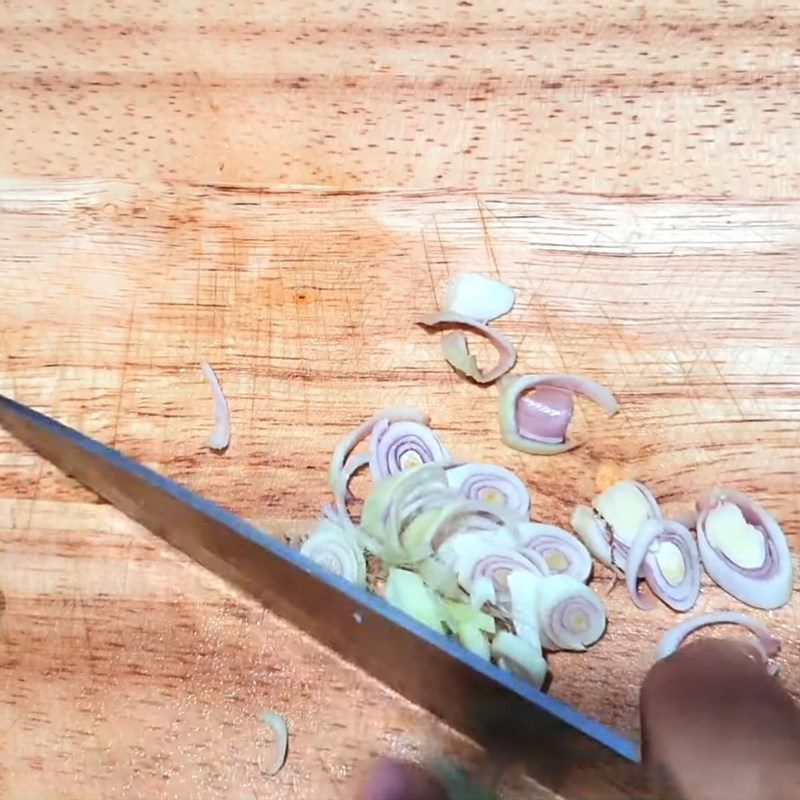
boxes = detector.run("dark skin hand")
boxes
[359,638,800,800]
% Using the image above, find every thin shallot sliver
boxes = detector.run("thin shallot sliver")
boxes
[201,361,230,450]
[655,612,781,675]
[258,710,289,775]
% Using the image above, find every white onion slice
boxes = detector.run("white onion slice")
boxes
[300,521,367,587]
[442,273,515,323]
[517,523,593,583]
[498,374,618,455]
[445,463,530,518]
[625,519,700,612]
[491,631,548,688]
[201,361,230,450]
[258,710,289,775]
[656,612,781,675]
[419,312,517,385]
[696,489,792,610]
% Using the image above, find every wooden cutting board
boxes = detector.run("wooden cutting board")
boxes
[3,0,800,795]
[1,179,799,797]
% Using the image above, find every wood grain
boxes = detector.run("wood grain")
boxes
[2,0,800,195]
[1,179,800,795]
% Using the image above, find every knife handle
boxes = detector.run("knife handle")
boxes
[640,638,800,800]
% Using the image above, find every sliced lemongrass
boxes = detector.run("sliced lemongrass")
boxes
[593,479,662,549]
[258,710,289,775]
[469,575,497,609]
[491,631,548,689]
[517,522,593,583]
[385,568,446,634]
[417,557,464,600]
[418,312,517,385]
[456,624,491,660]
[441,273,515,323]
[201,361,231,450]
[696,489,792,610]
[625,519,700,612]
[300,521,367,587]
[656,612,781,675]
[445,463,530,518]
[369,418,450,481]
[442,599,496,634]
[507,570,543,646]
[531,574,606,651]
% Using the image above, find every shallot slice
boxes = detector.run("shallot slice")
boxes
[442,273,515,323]
[517,523,593,583]
[201,361,230,450]
[258,711,289,775]
[696,489,793,610]
[369,418,450,481]
[419,312,517,385]
[656,612,781,675]
[625,519,700,612]
[445,463,531,518]
[498,374,618,455]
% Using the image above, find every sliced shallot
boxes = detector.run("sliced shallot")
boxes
[300,520,367,587]
[625,518,700,612]
[498,374,618,455]
[445,463,531,518]
[201,361,231,450]
[695,489,793,610]
[571,480,662,572]
[656,612,781,675]
[442,273,515,323]
[418,312,517,385]
[491,630,548,688]
[258,711,289,775]
[516,523,593,583]
[369,418,450,481]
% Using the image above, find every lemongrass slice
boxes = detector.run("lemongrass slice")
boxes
[517,522,593,583]
[625,519,700,612]
[369,418,450,481]
[491,631,548,689]
[656,612,781,675]
[442,273,515,323]
[469,575,497,609]
[258,711,289,775]
[385,569,446,634]
[329,406,427,497]
[696,489,792,610]
[443,599,496,634]
[498,374,618,455]
[201,361,230,450]
[457,624,491,660]
[419,312,517,385]
[445,463,530,518]
[571,505,614,567]
[300,520,367,587]
[532,574,606,651]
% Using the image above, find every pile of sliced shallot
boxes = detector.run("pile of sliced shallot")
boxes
[293,272,792,687]
[304,407,607,689]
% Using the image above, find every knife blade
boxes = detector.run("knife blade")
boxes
[0,394,647,797]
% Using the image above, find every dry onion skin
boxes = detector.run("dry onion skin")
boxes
[625,518,701,612]
[516,522,593,583]
[299,520,367,587]
[258,710,289,776]
[419,312,517,385]
[499,374,618,456]
[445,463,531,518]
[695,488,792,610]
[656,612,781,675]
[201,361,231,451]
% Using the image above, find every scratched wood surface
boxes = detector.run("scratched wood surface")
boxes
[1,179,800,797]
[2,0,800,195]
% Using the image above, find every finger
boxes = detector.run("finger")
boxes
[641,638,800,800]
[359,758,449,800]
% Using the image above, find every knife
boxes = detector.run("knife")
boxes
[0,394,647,797]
